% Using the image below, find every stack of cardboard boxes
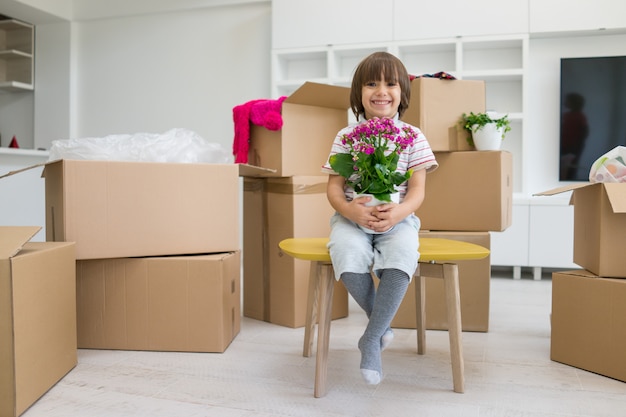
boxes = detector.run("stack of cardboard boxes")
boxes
[43,160,265,354]
[242,82,350,328]
[393,77,513,333]
[244,78,513,332]
[2,160,275,355]
[537,182,626,382]
[1,158,273,416]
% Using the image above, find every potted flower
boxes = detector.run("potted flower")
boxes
[461,111,511,151]
[329,117,419,204]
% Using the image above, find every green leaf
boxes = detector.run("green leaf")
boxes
[329,153,356,179]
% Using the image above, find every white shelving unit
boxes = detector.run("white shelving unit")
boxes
[272,34,529,195]
[0,18,34,91]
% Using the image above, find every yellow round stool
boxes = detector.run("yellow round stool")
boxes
[278,237,490,398]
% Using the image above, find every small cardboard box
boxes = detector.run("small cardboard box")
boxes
[401,77,486,152]
[0,226,76,417]
[243,175,349,328]
[392,231,491,332]
[536,182,626,278]
[76,251,241,353]
[247,82,351,177]
[417,151,513,232]
[551,270,626,382]
[0,159,271,260]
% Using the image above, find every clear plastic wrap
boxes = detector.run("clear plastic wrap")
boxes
[589,145,626,183]
[48,128,232,164]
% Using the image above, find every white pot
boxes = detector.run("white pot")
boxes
[353,192,400,234]
[471,123,504,151]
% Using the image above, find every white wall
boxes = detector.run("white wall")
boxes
[527,33,626,194]
[68,3,270,154]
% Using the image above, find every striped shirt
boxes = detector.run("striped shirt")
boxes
[321,116,438,201]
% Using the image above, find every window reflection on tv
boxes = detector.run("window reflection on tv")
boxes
[559,56,626,181]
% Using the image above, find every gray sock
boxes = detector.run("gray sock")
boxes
[358,268,409,384]
[340,272,375,316]
[341,272,395,350]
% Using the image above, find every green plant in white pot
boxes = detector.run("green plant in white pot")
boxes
[461,111,511,151]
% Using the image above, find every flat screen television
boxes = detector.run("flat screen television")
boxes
[559,55,626,181]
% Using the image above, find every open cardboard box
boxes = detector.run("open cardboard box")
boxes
[536,182,626,277]
[1,160,274,260]
[248,82,351,177]
[0,226,76,417]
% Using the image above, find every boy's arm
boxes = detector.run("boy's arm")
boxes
[327,174,378,228]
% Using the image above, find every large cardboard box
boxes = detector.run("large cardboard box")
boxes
[76,251,241,353]
[401,77,486,152]
[243,175,349,328]
[247,82,350,177]
[536,183,626,278]
[417,151,513,232]
[0,226,76,417]
[551,270,626,382]
[32,159,270,260]
[392,231,491,332]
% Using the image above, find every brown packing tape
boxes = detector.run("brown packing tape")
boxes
[261,181,271,321]
[243,179,265,192]
[265,182,327,195]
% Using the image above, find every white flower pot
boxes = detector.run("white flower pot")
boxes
[353,192,400,234]
[471,123,504,151]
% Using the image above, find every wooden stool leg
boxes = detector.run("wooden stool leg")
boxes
[314,264,334,398]
[303,261,320,357]
[414,269,426,355]
[443,263,465,393]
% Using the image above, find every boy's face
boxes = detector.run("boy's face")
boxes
[361,74,401,120]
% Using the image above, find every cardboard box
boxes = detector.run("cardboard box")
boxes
[417,151,513,232]
[1,226,76,417]
[392,231,491,332]
[76,251,241,353]
[551,270,626,382]
[247,82,350,177]
[0,159,272,260]
[401,77,486,152]
[243,175,349,328]
[536,183,626,278]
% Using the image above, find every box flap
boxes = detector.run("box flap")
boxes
[0,161,49,180]
[604,183,626,213]
[0,226,41,259]
[238,163,276,177]
[533,182,593,196]
[285,82,350,110]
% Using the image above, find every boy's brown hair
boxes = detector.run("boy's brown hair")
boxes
[349,52,411,119]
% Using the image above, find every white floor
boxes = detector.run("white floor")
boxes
[22,269,626,417]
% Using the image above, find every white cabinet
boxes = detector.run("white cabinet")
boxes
[394,0,529,40]
[528,201,576,269]
[0,19,34,91]
[491,201,530,268]
[271,0,393,49]
[530,0,626,34]
[491,196,577,278]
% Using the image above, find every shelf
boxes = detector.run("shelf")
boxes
[0,18,34,91]
[0,148,48,157]
[0,80,33,91]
